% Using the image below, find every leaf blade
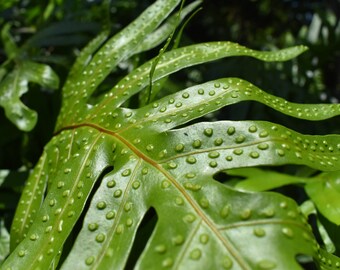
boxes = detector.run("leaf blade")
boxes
[229,168,308,192]
[111,77,340,136]
[134,0,202,55]
[306,171,340,225]
[83,42,307,128]
[0,62,59,131]
[57,0,183,129]
[3,128,114,269]
[317,248,340,270]
[1,23,19,60]
[61,156,150,269]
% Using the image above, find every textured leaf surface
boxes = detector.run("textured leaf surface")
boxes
[318,248,340,270]
[7,68,340,269]
[57,42,308,129]
[3,0,339,269]
[134,0,202,55]
[57,0,183,129]
[7,113,340,269]
[230,168,340,226]
[9,152,49,250]
[62,167,316,270]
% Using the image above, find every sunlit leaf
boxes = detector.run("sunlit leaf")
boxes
[2,0,339,269]
[317,248,340,270]
[231,168,340,226]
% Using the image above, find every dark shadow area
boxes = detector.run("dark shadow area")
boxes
[57,165,114,267]
[296,254,318,270]
[0,170,28,230]
[125,207,158,269]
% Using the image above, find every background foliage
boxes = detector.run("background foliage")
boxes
[0,0,339,269]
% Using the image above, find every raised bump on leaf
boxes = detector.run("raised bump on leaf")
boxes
[83,43,307,128]
[56,0,183,130]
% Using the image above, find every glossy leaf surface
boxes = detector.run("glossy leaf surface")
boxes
[3,0,340,269]
[305,171,340,226]
[230,168,340,226]
[0,61,59,131]
[318,248,340,270]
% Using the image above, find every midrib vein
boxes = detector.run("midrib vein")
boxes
[54,123,251,269]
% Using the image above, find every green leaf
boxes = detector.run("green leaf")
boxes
[0,61,59,131]
[134,0,203,55]
[231,168,340,226]
[139,2,203,106]
[0,219,10,265]
[0,170,9,187]
[83,77,340,144]
[108,43,308,112]
[2,0,338,269]
[145,0,188,105]
[9,152,49,250]
[0,0,19,12]
[228,168,308,192]
[68,29,109,78]
[57,41,307,129]
[63,172,315,270]
[300,201,335,253]
[9,129,115,266]
[6,116,340,269]
[57,0,183,129]
[317,248,340,270]
[317,218,336,254]
[305,171,340,225]
[1,23,18,60]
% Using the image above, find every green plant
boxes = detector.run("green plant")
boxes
[1,0,340,269]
